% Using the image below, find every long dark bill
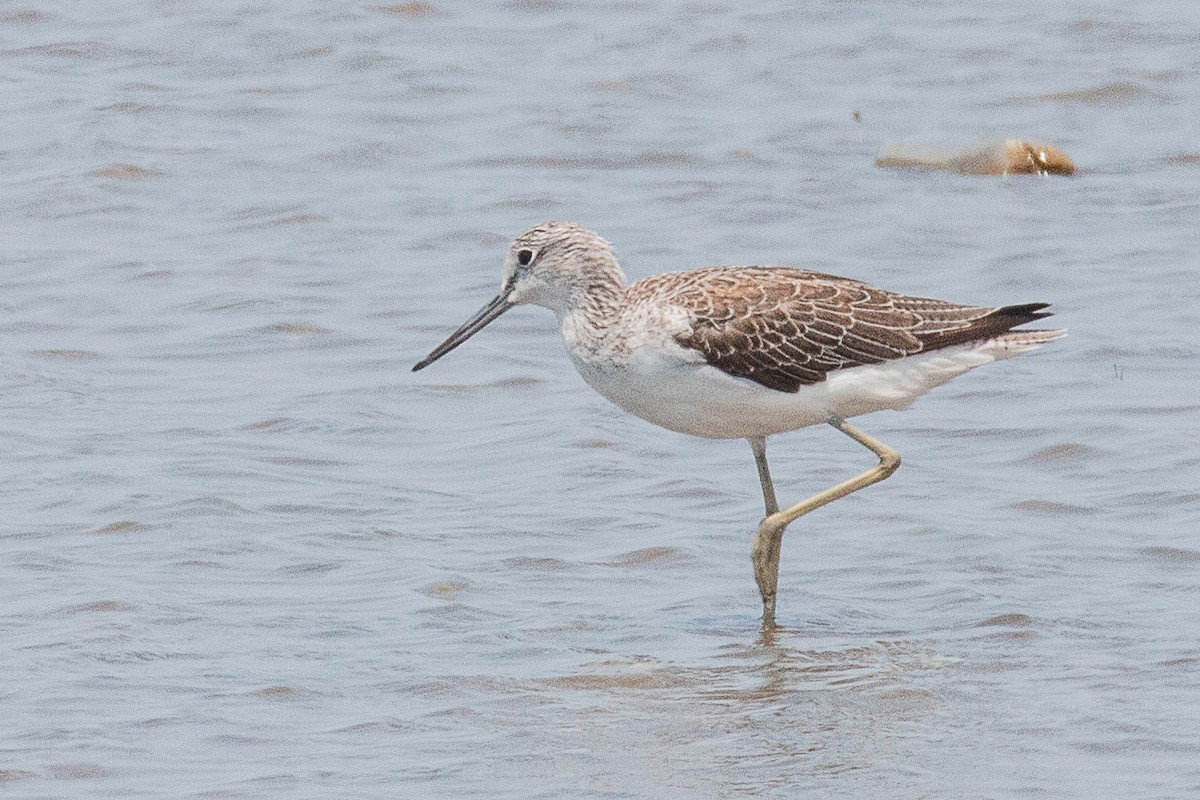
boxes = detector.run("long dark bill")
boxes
[412,291,514,371]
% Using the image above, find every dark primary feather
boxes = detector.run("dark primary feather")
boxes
[646,267,1053,394]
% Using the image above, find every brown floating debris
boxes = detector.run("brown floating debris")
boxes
[876,139,1075,176]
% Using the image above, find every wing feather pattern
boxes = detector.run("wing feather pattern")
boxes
[631,267,1054,393]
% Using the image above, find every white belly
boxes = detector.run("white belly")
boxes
[568,337,1023,440]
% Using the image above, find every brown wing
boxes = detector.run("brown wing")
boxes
[648,267,1052,394]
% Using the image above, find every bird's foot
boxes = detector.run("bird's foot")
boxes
[753,513,787,628]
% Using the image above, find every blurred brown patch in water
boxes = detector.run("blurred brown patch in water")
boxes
[250,685,312,700]
[876,139,1076,176]
[46,764,106,780]
[0,770,37,782]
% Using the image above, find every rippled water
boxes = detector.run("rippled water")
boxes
[3,1,1199,797]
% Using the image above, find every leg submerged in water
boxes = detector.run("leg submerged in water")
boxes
[750,418,902,627]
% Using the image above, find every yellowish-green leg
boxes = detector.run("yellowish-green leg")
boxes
[749,436,779,516]
[750,418,902,627]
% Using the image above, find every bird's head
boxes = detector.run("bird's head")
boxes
[412,221,623,371]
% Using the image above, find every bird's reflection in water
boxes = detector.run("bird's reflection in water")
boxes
[522,626,947,790]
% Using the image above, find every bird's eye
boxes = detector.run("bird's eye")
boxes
[516,249,534,267]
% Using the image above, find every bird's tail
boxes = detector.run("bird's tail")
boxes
[989,327,1067,354]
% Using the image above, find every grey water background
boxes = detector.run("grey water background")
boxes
[2,1,1199,797]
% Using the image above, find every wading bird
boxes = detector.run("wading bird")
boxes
[413,222,1064,625]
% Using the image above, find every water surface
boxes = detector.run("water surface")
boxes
[2,2,1199,797]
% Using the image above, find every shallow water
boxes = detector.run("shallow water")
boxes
[3,1,1199,798]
